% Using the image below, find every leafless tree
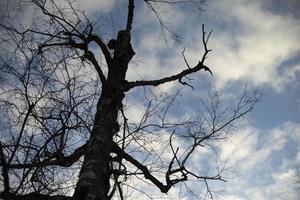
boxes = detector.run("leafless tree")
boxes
[0,0,261,200]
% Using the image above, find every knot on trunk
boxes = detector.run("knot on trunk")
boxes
[114,30,135,62]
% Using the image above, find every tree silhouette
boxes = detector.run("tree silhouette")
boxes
[0,0,261,199]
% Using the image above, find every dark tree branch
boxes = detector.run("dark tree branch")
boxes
[38,37,110,85]
[31,0,113,83]
[88,34,113,67]
[8,103,34,165]
[32,0,80,35]
[126,0,135,32]
[182,47,191,69]
[0,143,87,169]
[123,25,212,91]
[82,49,108,85]
[111,142,170,193]
[124,62,211,91]
[111,141,188,193]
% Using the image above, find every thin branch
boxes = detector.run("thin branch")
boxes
[182,47,191,69]
[8,103,34,164]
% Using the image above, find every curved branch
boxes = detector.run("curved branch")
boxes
[88,34,113,67]
[82,49,108,85]
[111,142,180,193]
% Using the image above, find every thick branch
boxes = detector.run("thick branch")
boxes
[39,39,108,85]
[30,0,113,83]
[123,62,211,91]
[88,34,113,67]
[83,49,108,85]
[111,142,172,193]
[0,143,87,169]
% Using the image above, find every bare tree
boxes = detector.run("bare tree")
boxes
[0,0,261,200]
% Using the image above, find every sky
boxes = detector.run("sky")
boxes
[99,1,300,199]
[1,0,300,199]
[107,0,300,199]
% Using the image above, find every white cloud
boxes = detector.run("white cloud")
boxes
[219,127,259,171]
[126,0,300,95]
[216,121,300,199]
[222,195,245,200]
[184,0,300,92]
[75,0,117,12]
[120,108,298,199]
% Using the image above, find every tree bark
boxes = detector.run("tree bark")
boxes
[73,92,119,200]
[73,30,134,200]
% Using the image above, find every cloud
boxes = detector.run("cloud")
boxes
[221,195,244,200]
[217,121,300,199]
[125,0,300,95]
[75,0,117,12]
[121,98,300,199]
[202,0,300,91]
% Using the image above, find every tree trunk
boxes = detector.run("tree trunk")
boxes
[73,30,134,200]
[73,90,120,200]
[73,87,122,199]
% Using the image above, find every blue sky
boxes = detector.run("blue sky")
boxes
[116,0,300,199]
[1,0,299,199]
